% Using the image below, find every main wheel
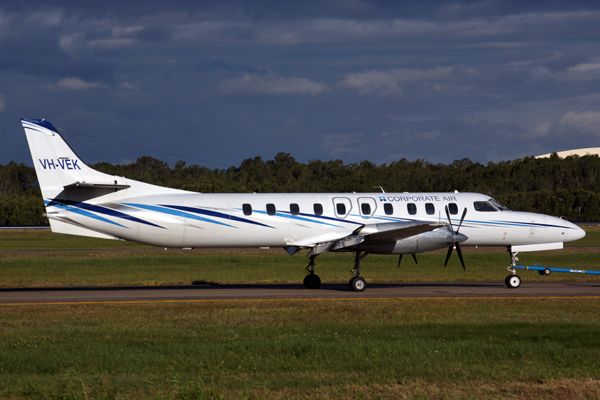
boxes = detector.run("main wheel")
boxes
[505,274,521,289]
[349,276,366,292]
[303,274,321,289]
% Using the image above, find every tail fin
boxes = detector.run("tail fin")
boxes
[21,118,128,201]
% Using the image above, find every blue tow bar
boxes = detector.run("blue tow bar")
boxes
[513,264,600,275]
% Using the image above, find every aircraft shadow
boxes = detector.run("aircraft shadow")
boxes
[0,281,532,293]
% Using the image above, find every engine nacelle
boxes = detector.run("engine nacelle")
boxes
[358,229,467,255]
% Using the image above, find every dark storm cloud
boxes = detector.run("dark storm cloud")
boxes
[2,0,600,169]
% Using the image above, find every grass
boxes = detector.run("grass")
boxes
[1,227,600,398]
[1,249,600,288]
[1,299,600,399]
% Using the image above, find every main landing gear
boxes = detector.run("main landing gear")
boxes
[505,246,521,289]
[303,255,321,289]
[303,251,371,292]
[349,251,370,292]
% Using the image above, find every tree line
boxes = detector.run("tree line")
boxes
[1,153,599,225]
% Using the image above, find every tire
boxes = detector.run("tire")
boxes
[303,274,321,289]
[349,276,366,292]
[538,268,551,276]
[505,274,521,289]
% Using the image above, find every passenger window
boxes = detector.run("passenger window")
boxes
[425,203,435,215]
[361,203,371,215]
[474,201,497,212]
[384,203,393,215]
[336,203,346,215]
[407,203,417,215]
[243,204,252,216]
[266,203,276,216]
[314,203,323,216]
[448,203,458,215]
[290,203,300,216]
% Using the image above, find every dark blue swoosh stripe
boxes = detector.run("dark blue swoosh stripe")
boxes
[51,200,165,229]
[160,205,274,228]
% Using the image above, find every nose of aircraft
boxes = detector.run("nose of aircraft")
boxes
[568,223,586,242]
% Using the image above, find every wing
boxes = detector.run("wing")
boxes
[286,220,445,256]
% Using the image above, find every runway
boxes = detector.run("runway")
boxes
[1,282,600,305]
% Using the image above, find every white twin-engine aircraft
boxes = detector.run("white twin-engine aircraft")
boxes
[22,118,586,292]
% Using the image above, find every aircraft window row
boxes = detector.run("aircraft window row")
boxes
[242,203,325,216]
[241,201,462,217]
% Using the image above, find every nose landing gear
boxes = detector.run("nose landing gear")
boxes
[505,247,521,289]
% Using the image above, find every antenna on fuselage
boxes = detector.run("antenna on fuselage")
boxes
[373,186,385,193]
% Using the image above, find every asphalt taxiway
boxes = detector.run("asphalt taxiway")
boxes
[1,282,600,305]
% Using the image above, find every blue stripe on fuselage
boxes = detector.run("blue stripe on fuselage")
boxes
[48,199,164,229]
[159,205,274,229]
[122,203,236,228]
[45,200,128,229]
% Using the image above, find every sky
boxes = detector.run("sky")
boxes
[2,0,600,169]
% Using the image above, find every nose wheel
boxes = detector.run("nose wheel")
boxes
[505,274,521,289]
[504,246,521,289]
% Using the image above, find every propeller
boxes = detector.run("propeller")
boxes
[397,254,418,268]
[444,206,467,271]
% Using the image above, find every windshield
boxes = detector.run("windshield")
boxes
[489,198,509,211]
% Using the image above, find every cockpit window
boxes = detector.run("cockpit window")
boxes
[489,198,509,211]
[473,201,497,212]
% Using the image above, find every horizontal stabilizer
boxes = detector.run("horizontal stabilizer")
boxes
[47,217,121,240]
[64,181,131,190]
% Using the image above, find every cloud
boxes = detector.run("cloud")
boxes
[218,74,328,96]
[340,66,478,96]
[568,63,600,72]
[559,111,600,136]
[532,122,551,137]
[46,77,109,91]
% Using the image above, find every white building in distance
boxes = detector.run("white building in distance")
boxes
[536,147,600,158]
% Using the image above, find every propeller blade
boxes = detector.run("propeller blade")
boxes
[397,255,402,268]
[444,205,453,232]
[444,245,453,268]
[456,208,467,233]
[456,243,465,271]
[412,254,418,264]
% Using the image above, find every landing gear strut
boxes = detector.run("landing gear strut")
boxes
[349,251,370,292]
[303,255,321,289]
[505,246,521,289]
